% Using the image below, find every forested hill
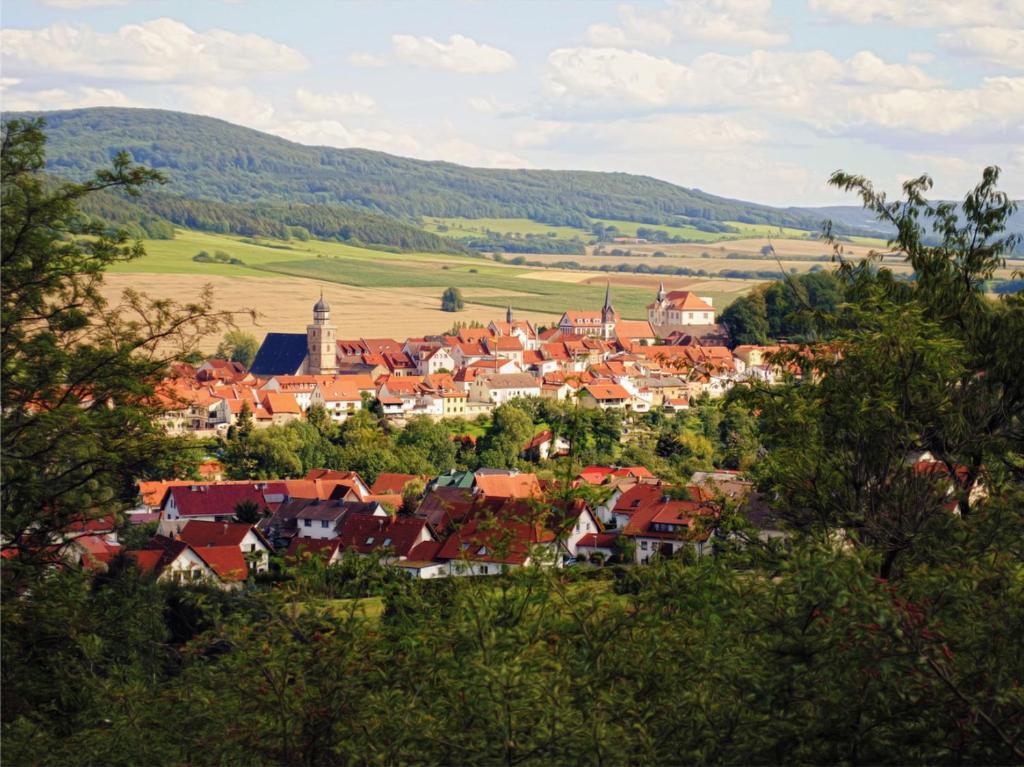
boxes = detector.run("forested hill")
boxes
[13,107,833,231]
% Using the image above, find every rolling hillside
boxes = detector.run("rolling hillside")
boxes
[10,107,845,232]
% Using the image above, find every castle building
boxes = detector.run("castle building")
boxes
[647,283,716,333]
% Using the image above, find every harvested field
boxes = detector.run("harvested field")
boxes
[98,274,562,353]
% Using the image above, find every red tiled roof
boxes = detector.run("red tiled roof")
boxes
[336,514,430,557]
[613,483,669,516]
[576,532,619,549]
[285,536,342,564]
[193,545,248,581]
[436,515,556,565]
[582,382,631,401]
[371,473,421,495]
[474,472,542,499]
[177,520,258,548]
[166,482,287,518]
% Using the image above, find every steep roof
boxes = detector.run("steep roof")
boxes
[615,319,656,339]
[371,473,421,495]
[178,520,261,548]
[435,515,556,565]
[166,482,287,518]
[582,382,631,401]
[192,545,249,581]
[285,536,343,564]
[336,514,431,557]
[474,472,542,499]
[250,333,308,377]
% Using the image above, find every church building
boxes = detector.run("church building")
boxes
[250,294,339,377]
[557,283,619,340]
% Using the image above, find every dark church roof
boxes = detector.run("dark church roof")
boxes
[250,333,307,377]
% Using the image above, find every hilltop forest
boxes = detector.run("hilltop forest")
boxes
[18,107,851,230]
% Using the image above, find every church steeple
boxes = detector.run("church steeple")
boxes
[601,282,615,322]
[657,280,666,303]
[506,304,513,324]
[307,291,337,375]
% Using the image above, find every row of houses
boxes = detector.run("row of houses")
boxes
[158,306,794,434]
[113,463,782,586]
[38,444,983,590]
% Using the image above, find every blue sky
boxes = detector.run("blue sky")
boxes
[2,0,1022,206]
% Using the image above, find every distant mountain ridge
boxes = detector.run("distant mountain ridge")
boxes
[7,107,852,233]
[7,107,1020,245]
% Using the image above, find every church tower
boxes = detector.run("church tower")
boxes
[601,282,617,340]
[506,305,513,324]
[306,292,337,375]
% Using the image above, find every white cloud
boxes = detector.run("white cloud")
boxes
[939,27,1024,69]
[348,51,388,68]
[848,76,1024,135]
[295,87,377,116]
[521,114,765,154]
[543,47,936,113]
[180,85,276,126]
[468,95,520,115]
[430,138,530,168]
[585,0,789,49]
[392,34,516,73]
[544,47,690,107]
[0,18,307,82]
[907,51,935,65]
[268,119,529,167]
[844,51,939,88]
[352,34,516,74]
[269,119,424,156]
[808,0,1024,27]
[0,85,136,111]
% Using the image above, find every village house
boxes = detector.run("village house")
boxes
[159,482,288,536]
[176,520,273,574]
[468,372,541,404]
[647,284,716,335]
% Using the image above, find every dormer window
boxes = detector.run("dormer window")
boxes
[383,538,392,547]
[477,546,488,556]
[366,536,375,545]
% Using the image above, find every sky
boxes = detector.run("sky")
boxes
[1,0,1022,207]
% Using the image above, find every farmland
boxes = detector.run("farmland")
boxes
[107,224,961,353]
[102,228,761,350]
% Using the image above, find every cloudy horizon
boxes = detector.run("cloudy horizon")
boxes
[2,0,1022,207]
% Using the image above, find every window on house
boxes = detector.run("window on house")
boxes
[383,538,392,547]
[303,519,311,527]
[366,536,375,545]
[480,565,489,575]
[320,520,329,528]
[641,541,648,550]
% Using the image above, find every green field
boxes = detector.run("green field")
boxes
[423,216,592,240]
[118,228,755,320]
[423,215,820,245]
[254,255,663,318]
[111,229,494,276]
[594,218,814,242]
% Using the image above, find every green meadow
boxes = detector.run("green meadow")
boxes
[422,216,592,240]
[119,228,749,319]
